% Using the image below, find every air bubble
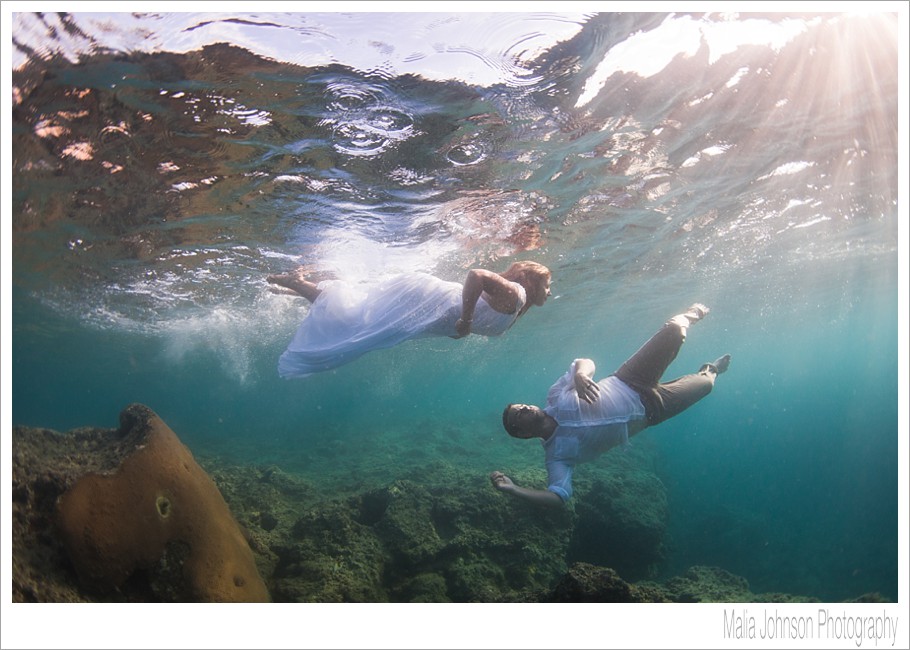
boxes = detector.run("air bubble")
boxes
[446,142,487,166]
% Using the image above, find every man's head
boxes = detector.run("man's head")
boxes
[502,403,552,439]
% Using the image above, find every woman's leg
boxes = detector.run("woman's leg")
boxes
[267,268,322,302]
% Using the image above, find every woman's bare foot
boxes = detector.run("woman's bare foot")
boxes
[267,267,306,290]
[267,268,322,302]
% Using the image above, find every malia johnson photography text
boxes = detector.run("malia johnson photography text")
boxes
[724,608,899,647]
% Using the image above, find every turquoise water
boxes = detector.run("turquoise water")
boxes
[9,11,900,604]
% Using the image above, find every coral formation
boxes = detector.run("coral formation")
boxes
[54,404,269,602]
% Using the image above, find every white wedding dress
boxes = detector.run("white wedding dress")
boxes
[278,272,526,378]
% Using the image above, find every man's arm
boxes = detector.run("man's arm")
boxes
[489,471,564,508]
[572,358,600,404]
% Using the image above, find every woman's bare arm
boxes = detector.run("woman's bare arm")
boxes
[455,269,522,336]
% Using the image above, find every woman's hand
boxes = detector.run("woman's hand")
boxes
[454,317,472,338]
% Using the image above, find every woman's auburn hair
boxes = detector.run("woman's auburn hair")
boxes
[504,260,550,282]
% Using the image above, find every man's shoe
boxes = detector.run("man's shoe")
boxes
[683,303,710,323]
[701,354,731,375]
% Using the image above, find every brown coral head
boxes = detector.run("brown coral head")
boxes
[55,403,269,602]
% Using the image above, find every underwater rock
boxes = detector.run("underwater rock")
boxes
[653,565,822,603]
[546,562,671,603]
[367,480,445,565]
[567,464,669,580]
[544,563,823,603]
[273,498,389,603]
[12,432,83,602]
[662,565,753,602]
[396,572,451,603]
[52,404,269,602]
[267,469,574,603]
[847,592,891,603]
[14,415,848,604]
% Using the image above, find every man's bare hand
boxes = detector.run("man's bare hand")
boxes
[490,471,514,492]
[574,373,601,404]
